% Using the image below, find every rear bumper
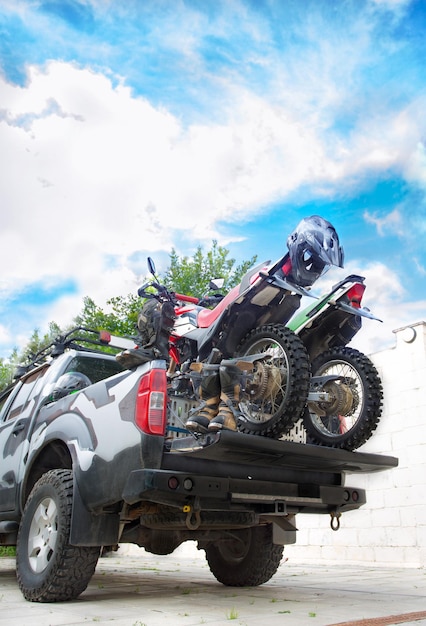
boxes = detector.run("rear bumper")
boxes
[122,467,366,515]
[123,432,397,516]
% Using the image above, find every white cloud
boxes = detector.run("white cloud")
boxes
[363,208,403,236]
[405,141,426,188]
[369,0,411,11]
[414,258,426,277]
[0,61,338,304]
[0,325,11,347]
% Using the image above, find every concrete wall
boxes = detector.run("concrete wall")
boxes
[286,321,426,567]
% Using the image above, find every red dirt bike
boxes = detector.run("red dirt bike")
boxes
[137,256,311,438]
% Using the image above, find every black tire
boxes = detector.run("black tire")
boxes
[303,346,383,451]
[236,324,310,437]
[16,469,100,602]
[205,525,283,587]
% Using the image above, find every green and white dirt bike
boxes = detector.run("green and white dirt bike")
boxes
[288,274,383,451]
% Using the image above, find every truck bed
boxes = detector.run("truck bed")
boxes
[167,431,398,474]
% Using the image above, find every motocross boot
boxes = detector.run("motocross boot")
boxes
[185,365,221,434]
[208,361,243,432]
[115,347,157,369]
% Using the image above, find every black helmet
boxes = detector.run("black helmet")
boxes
[287,215,344,287]
[50,372,92,402]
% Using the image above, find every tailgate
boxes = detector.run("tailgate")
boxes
[167,431,398,474]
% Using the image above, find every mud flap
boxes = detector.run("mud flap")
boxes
[70,477,120,546]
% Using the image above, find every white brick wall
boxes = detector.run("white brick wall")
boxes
[286,321,426,567]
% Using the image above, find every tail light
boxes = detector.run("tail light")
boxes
[135,368,167,435]
[281,257,292,276]
[99,330,112,344]
[346,283,365,309]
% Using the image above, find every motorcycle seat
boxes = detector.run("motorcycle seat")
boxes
[196,285,240,328]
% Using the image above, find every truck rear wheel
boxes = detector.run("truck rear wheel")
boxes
[204,524,283,586]
[16,469,100,602]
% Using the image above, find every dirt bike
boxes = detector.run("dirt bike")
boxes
[287,274,384,450]
[137,254,319,438]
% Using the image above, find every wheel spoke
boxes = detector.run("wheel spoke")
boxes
[32,502,48,528]
[240,340,289,423]
[27,533,43,558]
[45,498,57,523]
[30,544,54,573]
[313,359,362,435]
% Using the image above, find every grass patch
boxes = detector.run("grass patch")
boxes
[0,547,16,557]
[227,607,238,620]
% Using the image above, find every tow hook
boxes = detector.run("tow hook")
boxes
[183,504,201,530]
[330,510,341,531]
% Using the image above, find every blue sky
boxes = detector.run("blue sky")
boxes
[1,0,426,359]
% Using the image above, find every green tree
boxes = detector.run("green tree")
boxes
[73,294,141,337]
[163,240,257,298]
[0,355,15,391]
[19,324,62,363]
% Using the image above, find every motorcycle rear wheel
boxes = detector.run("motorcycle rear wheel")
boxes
[303,346,383,450]
[236,324,310,438]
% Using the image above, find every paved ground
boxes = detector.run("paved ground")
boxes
[1,544,425,626]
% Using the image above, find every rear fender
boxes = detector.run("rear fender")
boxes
[19,413,95,512]
[21,365,155,512]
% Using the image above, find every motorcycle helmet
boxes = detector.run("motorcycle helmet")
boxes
[287,215,344,287]
[49,372,92,402]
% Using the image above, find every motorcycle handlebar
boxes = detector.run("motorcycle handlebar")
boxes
[137,283,151,297]
[138,282,223,308]
[174,293,200,304]
[138,280,177,303]
[198,294,224,307]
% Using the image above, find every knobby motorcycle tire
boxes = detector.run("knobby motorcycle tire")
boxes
[303,346,383,451]
[236,324,310,438]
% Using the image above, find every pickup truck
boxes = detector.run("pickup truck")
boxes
[0,328,397,603]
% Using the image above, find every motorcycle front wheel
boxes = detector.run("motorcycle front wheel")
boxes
[236,324,310,438]
[303,346,383,450]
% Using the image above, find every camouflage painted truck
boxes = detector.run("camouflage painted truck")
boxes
[0,328,397,602]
